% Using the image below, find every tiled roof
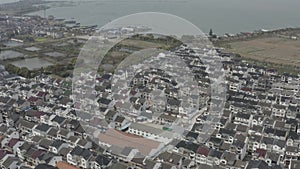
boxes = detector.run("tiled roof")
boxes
[57,161,80,169]
[8,138,19,147]
[197,146,210,157]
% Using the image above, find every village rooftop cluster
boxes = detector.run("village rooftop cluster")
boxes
[0,34,299,169]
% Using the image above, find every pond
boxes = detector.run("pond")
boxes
[45,52,64,58]
[0,50,24,60]
[2,40,23,47]
[25,46,41,52]
[11,58,54,70]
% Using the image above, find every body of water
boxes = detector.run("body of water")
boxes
[0,0,19,3]
[23,0,300,35]
[11,57,54,70]
[0,50,24,60]
[2,40,23,47]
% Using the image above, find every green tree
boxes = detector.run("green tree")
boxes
[209,29,213,37]
[18,67,31,78]
[5,64,20,74]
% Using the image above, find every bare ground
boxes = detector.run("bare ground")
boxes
[226,37,300,67]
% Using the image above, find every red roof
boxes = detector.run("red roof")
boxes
[31,150,44,159]
[197,146,210,157]
[54,79,62,84]
[241,87,252,92]
[28,96,40,102]
[74,102,81,109]
[8,138,19,148]
[130,90,137,96]
[0,150,9,159]
[36,91,48,97]
[114,101,122,108]
[96,77,103,82]
[57,161,80,169]
[256,148,267,158]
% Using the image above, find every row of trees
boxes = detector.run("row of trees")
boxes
[43,64,73,77]
[5,63,34,78]
[5,62,74,78]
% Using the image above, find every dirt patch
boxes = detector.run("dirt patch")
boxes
[226,37,300,67]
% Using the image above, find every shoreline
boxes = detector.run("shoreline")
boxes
[21,1,300,36]
[0,0,74,15]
